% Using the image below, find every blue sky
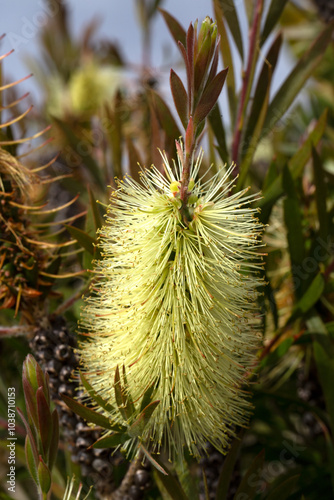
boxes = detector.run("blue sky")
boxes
[2,1,294,113]
[3,1,217,83]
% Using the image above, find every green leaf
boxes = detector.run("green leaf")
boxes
[170,69,188,129]
[262,160,278,194]
[140,443,168,475]
[92,432,130,448]
[213,0,237,122]
[208,103,229,164]
[52,116,105,190]
[80,371,116,415]
[154,460,189,499]
[60,395,121,432]
[260,0,289,45]
[17,407,39,466]
[126,136,142,183]
[289,109,328,176]
[312,147,329,240]
[260,338,294,368]
[265,475,299,500]
[237,68,271,189]
[215,433,243,500]
[65,225,96,255]
[216,0,244,61]
[288,273,325,323]
[175,458,200,500]
[122,365,136,418]
[194,68,228,126]
[128,400,160,438]
[25,435,39,485]
[202,470,210,500]
[149,89,181,145]
[233,450,265,500]
[104,95,123,180]
[37,456,51,495]
[48,409,59,470]
[282,165,305,297]
[114,365,127,421]
[242,32,282,159]
[22,376,38,431]
[87,186,103,232]
[36,387,53,459]
[314,341,334,432]
[262,22,334,135]
[258,109,327,212]
[159,9,186,49]
[194,31,214,93]
[139,382,156,413]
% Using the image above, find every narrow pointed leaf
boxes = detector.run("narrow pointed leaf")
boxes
[35,363,50,407]
[258,109,327,211]
[128,400,160,438]
[65,225,95,255]
[215,434,243,500]
[149,89,181,145]
[283,165,305,297]
[37,387,53,458]
[122,365,136,419]
[216,0,244,60]
[17,407,39,465]
[170,69,188,129]
[194,32,213,92]
[262,21,334,134]
[92,432,130,448]
[314,342,334,432]
[160,9,186,48]
[22,376,38,429]
[233,450,265,499]
[25,435,39,485]
[213,0,237,121]
[139,383,156,413]
[80,371,115,414]
[114,365,128,421]
[154,459,189,499]
[260,0,289,45]
[242,32,282,157]
[140,444,168,475]
[126,136,142,183]
[61,394,123,431]
[48,409,59,470]
[88,186,103,232]
[186,23,194,77]
[266,475,299,500]
[208,103,228,164]
[288,273,325,323]
[37,456,51,494]
[194,68,228,126]
[237,69,271,189]
[312,147,329,240]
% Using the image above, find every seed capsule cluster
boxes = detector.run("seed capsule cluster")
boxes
[313,0,334,21]
[29,315,150,499]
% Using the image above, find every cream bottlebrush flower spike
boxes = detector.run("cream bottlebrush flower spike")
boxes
[79,148,264,459]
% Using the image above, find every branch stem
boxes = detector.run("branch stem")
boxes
[105,448,144,500]
[231,0,264,170]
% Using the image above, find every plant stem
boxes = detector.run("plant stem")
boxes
[0,325,34,337]
[231,0,264,170]
[104,448,144,500]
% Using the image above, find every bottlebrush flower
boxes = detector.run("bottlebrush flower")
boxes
[79,149,264,459]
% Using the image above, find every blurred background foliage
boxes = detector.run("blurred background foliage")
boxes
[0,0,334,499]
